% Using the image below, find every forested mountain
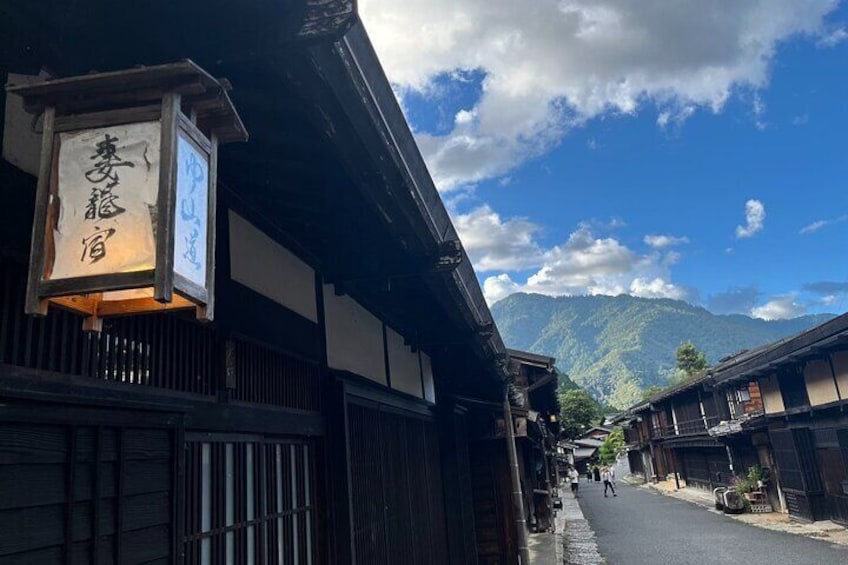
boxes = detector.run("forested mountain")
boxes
[492,293,835,409]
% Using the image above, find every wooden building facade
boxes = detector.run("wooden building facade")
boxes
[710,313,848,524]
[0,2,528,564]
[460,350,560,565]
[618,375,733,490]
[619,313,848,525]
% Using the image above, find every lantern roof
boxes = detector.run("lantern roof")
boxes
[7,59,248,144]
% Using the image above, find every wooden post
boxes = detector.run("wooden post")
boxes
[671,448,681,490]
[154,91,181,303]
[503,385,531,565]
[24,106,56,315]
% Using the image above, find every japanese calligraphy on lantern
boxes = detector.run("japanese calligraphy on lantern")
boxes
[51,122,160,280]
[173,133,208,287]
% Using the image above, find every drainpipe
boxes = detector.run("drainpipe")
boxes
[504,385,531,565]
[541,442,553,530]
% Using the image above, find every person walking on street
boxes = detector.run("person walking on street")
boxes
[592,465,601,483]
[569,467,580,498]
[602,466,617,497]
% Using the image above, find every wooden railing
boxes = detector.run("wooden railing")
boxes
[651,416,720,438]
[0,257,320,412]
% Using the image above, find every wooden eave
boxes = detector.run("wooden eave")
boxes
[7,59,248,144]
[301,21,509,378]
[712,312,848,386]
[1,0,506,387]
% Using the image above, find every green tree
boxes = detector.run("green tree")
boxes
[641,385,664,400]
[598,428,625,465]
[559,389,601,439]
[676,342,708,377]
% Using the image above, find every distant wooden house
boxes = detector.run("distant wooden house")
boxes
[459,349,561,563]
[710,313,848,524]
[0,2,532,564]
[583,426,614,441]
[617,372,743,489]
[618,313,848,525]
[509,350,560,533]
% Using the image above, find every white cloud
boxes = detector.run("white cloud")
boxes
[736,199,766,238]
[801,219,828,234]
[751,294,807,320]
[816,26,848,47]
[752,93,768,130]
[663,250,682,266]
[792,113,810,126]
[630,278,688,300]
[524,227,638,294]
[644,234,690,249]
[657,106,696,129]
[361,0,842,190]
[455,109,476,125]
[822,294,838,306]
[453,205,543,271]
[479,223,688,303]
[483,273,521,304]
[800,214,848,234]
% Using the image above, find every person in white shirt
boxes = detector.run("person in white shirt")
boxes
[568,467,580,498]
[602,467,617,497]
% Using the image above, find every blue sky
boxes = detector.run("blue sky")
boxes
[361,1,848,319]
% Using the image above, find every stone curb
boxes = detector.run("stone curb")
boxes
[560,495,605,565]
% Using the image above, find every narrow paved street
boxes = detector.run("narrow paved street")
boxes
[575,481,848,565]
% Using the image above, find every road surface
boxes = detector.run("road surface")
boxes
[576,480,848,564]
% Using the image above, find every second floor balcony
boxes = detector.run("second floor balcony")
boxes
[651,416,720,439]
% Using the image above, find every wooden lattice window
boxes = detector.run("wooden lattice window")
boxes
[183,436,316,565]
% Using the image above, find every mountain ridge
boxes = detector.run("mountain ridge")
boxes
[491,293,836,408]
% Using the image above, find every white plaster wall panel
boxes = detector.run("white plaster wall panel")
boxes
[323,285,386,385]
[803,359,839,406]
[830,351,848,398]
[386,326,423,398]
[229,211,317,322]
[422,353,435,403]
[758,374,785,414]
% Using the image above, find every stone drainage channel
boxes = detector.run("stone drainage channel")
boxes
[559,494,604,564]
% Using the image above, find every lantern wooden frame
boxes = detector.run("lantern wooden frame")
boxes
[7,60,247,330]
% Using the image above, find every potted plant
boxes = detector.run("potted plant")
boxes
[736,465,765,502]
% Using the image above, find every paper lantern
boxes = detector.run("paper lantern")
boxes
[7,60,247,330]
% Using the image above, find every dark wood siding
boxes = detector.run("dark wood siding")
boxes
[679,447,731,488]
[0,422,174,565]
[673,394,705,435]
[230,339,321,411]
[813,428,848,525]
[469,441,513,565]
[347,401,449,565]
[777,366,810,410]
[0,257,320,412]
[770,428,826,521]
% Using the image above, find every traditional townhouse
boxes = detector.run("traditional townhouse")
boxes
[620,314,848,524]
[617,369,760,492]
[710,313,848,524]
[0,2,534,564]
[460,349,561,563]
[508,350,560,534]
